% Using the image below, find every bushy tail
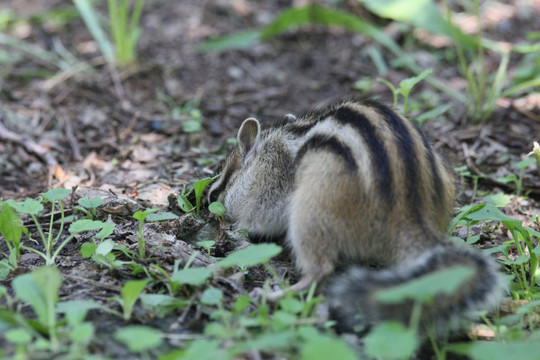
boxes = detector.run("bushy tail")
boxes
[327,246,505,333]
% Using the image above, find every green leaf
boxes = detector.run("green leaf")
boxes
[209,202,226,218]
[5,328,33,345]
[114,325,162,352]
[263,5,401,54]
[121,279,149,321]
[95,239,114,256]
[299,330,357,360]
[272,310,297,328]
[0,202,25,248]
[193,176,218,215]
[233,295,251,313]
[449,341,540,360]
[160,339,222,360]
[56,300,100,327]
[170,267,213,286]
[200,288,223,306]
[196,30,261,52]
[358,0,474,47]
[233,331,296,354]
[483,193,511,207]
[177,194,194,213]
[12,266,62,327]
[497,174,518,183]
[80,242,97,258]
[217,244,282,268]
[365,322,418,360]
[399,68,432,91]
[78,196,103,208]
[133,208,159,223]
[197,240,215,250]
[9,198,44,215]
[41,188,71,202]
[416,103,451,125]
[515,157,536,169]
[0,260,11,280]
[69,219,110,233]
[183,119,202,133]
[73,0,114,61]
[71,322,94,343]
[140,294,188,317]
[96,222,115,239]
[375,265,475,304]
[465,203,520,223]
[513,254,530,265]
[279,297,304,314]
[145,212,179,222]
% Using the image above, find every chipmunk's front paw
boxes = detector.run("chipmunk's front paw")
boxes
[249,286,285,304]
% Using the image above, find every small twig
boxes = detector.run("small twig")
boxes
[0,121,57,166]
[42,57,106,91]
[162,333,205,341]
[62,274,121,292]
[59,112,82,161]
[461,142,484,176]
[108,64,130,110]
[176,294,197,326]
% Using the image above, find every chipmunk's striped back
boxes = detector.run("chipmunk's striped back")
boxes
[208,99,504,332]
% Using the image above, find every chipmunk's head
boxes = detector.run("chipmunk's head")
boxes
[207,118,262,221]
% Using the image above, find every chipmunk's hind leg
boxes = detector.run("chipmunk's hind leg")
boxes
[283,149,360,298]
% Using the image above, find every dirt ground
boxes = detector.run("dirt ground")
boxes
[1,0,540,358]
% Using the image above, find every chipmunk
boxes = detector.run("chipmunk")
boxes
[208,99,504,331]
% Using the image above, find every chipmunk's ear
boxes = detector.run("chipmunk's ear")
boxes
[237,117,260,155]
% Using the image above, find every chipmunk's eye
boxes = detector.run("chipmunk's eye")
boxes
[208,190,219,203]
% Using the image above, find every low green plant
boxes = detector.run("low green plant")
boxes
[503,38,540,98]
[209,201,226,225]
[179,101,203,133]
[139,293,189,317]
[3,267,101,358]
[3,190,114,267]
[0,201,26,276]
[197,240,215,256]
[56,299,101,357]
[455,165,485,202]
[81,237,132,270]
[415,103,452,126]
[378,68,432,115]
[449,339,540,360]
[12,266,62,351]
[132,208,158,259]
[177,175,220,216]
[73,0,145,65]
[115,325,163,353]
[359,0,539,123]
[108,0,145,65]
[132,209,177,260]
[111,279,149,321]
[497,158,536,196]
[443,0,510,123]
[451,203,539,300]
[74,196,103,220]
[164,242,343,360]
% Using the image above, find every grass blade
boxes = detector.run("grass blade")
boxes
[74,0,114,62]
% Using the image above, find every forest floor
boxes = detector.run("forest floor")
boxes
[0,0,539,359]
